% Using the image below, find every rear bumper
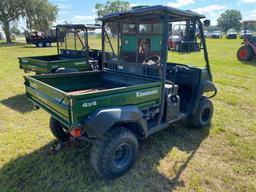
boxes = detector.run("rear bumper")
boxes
[226,34,237,39]
[211,36,221,38]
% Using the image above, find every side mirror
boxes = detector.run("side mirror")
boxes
[204,20,211,27]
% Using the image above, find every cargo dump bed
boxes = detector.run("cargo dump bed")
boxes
[19,51,92,74]
[24,71,162,129]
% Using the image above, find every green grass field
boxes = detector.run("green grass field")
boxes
[0,39,255,192]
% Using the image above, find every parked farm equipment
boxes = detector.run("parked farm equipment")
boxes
[24,5,216,178]
[167,19,208,52]
[237,20,256,61]
[24,29,60,47]
[19,24,102,74]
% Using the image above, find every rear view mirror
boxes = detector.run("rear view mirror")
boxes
[204,20,210,27]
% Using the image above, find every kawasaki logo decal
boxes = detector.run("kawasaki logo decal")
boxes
[75,61,86,65]
[136,88,158,97]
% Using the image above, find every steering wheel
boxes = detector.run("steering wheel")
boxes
[142,55,161,66]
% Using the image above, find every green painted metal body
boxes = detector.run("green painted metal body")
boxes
[24,71,162,130]
[122,34,162,52]
[23,6,216,139]
[19,54,90,74]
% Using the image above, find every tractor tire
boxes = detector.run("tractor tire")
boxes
[54,68,79,73]
[188,97,213,128]
[90,127,139,179]
[237,45,254,61]
[45,42,51,47]
[49,117,70,142]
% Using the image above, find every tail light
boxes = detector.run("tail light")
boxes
[70,128,81,137]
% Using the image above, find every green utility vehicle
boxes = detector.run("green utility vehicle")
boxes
[24,5,216,178]
[19,24,102,74]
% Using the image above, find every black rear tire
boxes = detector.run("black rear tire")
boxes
[237,45,254,61]
[90,127,139,179]
[49,117,70,142]
[188,97,213,128]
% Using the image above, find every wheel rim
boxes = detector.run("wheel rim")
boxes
[239,49,248,59]
[200,107,211,124]
[38,43,43,47]
[112,143,132,169]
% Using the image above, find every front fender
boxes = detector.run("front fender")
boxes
[82,106,148,138]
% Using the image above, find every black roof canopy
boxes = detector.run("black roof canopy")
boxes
[101,5,205,22]
[56,24,101,30]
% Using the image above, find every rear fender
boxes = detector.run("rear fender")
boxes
[83,106,148,138]
[192,80,216,115]
[202,80,216,93]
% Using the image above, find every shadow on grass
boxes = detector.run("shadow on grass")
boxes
[0,42,27,47]
[21,45,57,49]
[241,58,256,66]
[0,124,210,191]
[0,94,33,113]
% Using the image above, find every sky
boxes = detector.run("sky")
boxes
[2,0,254,31]
[51,0,256,26]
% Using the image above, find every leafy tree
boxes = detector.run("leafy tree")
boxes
[95,0,130,35]
[0,0,57,43]
[10,24,21,35]
[246,22,256,31]
[207,25,220,33]
[217,10,242,32]
[95,0,130,18]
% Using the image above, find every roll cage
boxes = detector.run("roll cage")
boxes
[56,24,101,54]
[100,5,212,81]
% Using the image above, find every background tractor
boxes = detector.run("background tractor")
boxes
[237,20,256,61]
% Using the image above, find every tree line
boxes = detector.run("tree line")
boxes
[0,0,57,43]
[0,0,254,43]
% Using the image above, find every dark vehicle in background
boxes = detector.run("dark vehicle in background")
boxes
[19,24,102,74]
[240,30,253,39]
[24,29,62,47]
[211,31,222,39]
[237,20,256,61]
[226,29,238,39]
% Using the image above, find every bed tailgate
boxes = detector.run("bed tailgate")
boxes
[19,56,50,73]
[24,75,71,127]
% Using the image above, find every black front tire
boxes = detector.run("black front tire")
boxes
[49,117,70,142]
[90,127,139,179]
[188,97,213,128]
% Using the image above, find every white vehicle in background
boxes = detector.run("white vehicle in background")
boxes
[240,30,253,39]
[226,29,238,39]
[204,31,211,38]
[211,31,222,39]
